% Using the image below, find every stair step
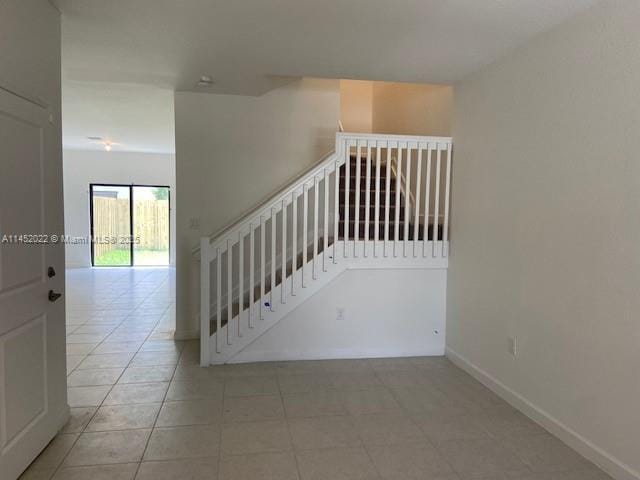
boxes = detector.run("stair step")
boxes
[338,222,443,240]
[339,188,399,198]
[339,205,404,218]
[340,177,392,188]
[345,157,392,166]
[339,190,400,203]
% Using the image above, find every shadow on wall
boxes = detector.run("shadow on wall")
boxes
[174,77,341,338]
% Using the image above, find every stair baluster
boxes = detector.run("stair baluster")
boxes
[323,168,329,272]
[313,176,319,280]
[433,147,441,258]
[394,145,402,257]
[238,230,243,337]
[270,207,276,311]
[374,145,381,257]
[281,198,287,304]
[443,143,452,257]
[364,144,371,257]
[249,223,254,327]
[414,146,423,257]
[423,144,432,257]
[291,191,297,295]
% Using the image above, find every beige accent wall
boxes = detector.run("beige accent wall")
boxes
[339,80,373,133]
[339,80,452,136]
[448,1,640,478]
[372,83,452,136]
[175,78,340,337]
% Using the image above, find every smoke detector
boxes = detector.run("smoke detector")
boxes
[197,75,214,87]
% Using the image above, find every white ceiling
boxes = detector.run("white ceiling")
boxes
[55,0,599,153]
[62,81,175,154]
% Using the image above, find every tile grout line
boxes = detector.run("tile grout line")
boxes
[47,270,605,480]
[213,372,227,480]
[51,269,174,479]
[51,275,135,478]
[133,339,181,478]
[278,369,303,480]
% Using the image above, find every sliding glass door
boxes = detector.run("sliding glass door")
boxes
[90,185,132,266]
[133,186,170,265]
[90,184,170,266]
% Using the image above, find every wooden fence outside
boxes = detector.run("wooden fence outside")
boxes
[92,197,169,259]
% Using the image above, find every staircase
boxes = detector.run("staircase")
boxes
[197,132,452,365]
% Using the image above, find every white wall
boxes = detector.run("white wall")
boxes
[233,268,446,362]
[0,0,61,110]
[175,78,340,338]
[63,150,176,268]
[448,1,640,479]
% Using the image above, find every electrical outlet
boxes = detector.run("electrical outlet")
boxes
[336,307,345,321]
[508,336,517,356]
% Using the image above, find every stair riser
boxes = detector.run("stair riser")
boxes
[340,177,392,189]
[340,162,387,176]
[339,191,400,203]
[339,205,405,219]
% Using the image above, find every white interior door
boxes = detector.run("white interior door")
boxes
[0,87,68,480]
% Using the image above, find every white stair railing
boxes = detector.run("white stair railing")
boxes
[199,132,452,365]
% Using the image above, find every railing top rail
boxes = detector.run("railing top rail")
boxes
[337,132,452,144]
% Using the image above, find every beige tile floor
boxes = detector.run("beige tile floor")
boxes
[20,267,613,480]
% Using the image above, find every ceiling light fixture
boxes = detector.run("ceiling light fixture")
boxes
[87,136,119,151]
[197,75,214,87]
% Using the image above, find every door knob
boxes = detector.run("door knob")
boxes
[48,266,56,278]
[48,290,62,302]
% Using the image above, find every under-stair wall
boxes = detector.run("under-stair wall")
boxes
[197,132,452,365]
[230,268,447,363]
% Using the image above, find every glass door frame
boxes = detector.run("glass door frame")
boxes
[89,183,171,267]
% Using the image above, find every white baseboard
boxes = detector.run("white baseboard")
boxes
[229,346,445,364]
[173,328,199,340]
[65,264,90,269]
[56,404,71,432]
[445,347,639,480]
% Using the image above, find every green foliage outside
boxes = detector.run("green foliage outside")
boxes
[94,248,168,266]
[152,187,169,200]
